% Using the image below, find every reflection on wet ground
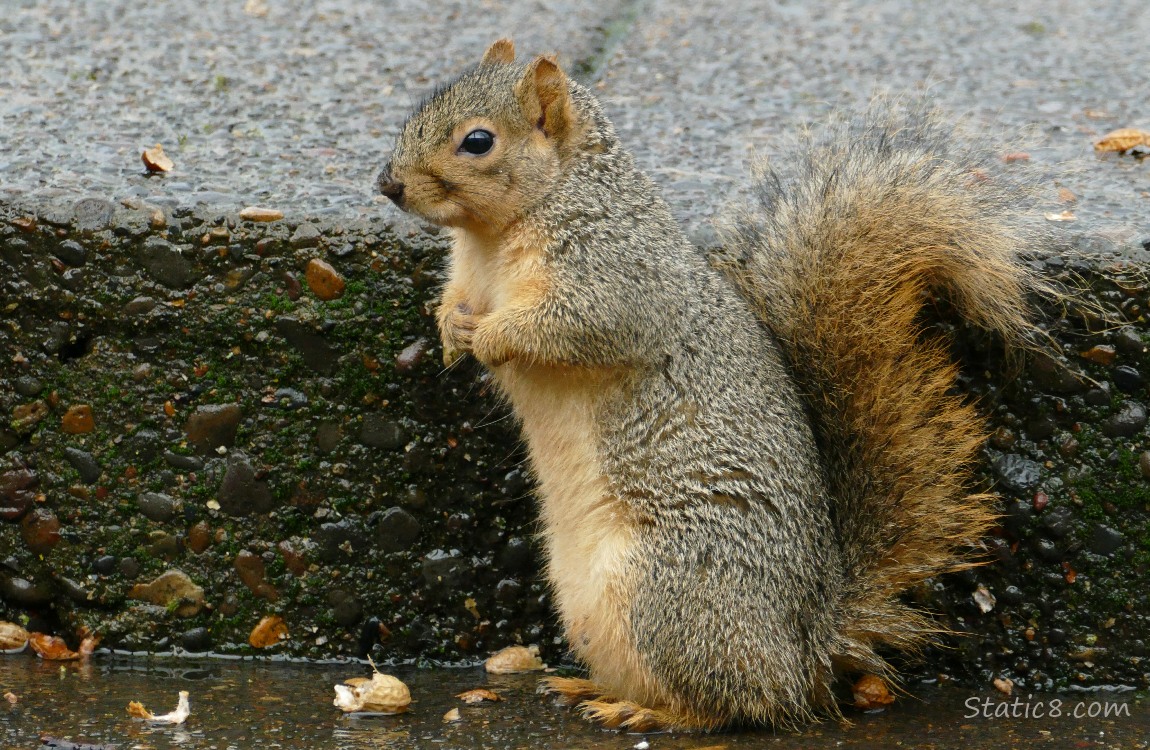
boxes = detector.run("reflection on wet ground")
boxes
[0,655,1145,749]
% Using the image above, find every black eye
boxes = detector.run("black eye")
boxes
[460,129,494,155]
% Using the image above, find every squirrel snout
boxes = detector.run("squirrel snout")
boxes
[379,178,406,206]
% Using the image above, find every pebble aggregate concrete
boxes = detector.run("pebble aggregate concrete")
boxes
[1,0,1146,253]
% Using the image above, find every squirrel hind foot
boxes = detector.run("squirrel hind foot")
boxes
[538,676,610,706]
[578,697,708,733]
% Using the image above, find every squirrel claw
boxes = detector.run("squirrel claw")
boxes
[539,676,609,706]
[578,698,683,733]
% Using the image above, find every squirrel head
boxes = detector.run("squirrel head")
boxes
[378,39,590,236]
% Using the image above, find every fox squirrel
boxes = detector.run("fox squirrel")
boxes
[378,38,1047,731]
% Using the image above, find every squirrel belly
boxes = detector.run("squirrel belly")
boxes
[380,38,1044,731]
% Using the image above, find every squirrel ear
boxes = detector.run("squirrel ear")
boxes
[481,38,516,65]
[516,56,573,140]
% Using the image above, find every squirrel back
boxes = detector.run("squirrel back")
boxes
[716,104,1047,673]
[379,40,1048,730]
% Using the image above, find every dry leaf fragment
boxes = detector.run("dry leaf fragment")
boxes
[852,674,895,709]
[484,644,545,674]
[1095,128,1150,153]
[4,691,16,705]
[249,615,288,648]
[332,659,411,714]
[142,144,174,173]
[28,633,80,661]
[456,688,502,704]
[1044,210,1077,222]
[993,677,1014,696]
[443,707,462,722]
[128,691,191,724]
[0,621,29,652]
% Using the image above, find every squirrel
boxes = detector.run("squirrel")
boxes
[377,38,1047,731]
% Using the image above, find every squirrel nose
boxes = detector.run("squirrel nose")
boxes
[379,180,405,205]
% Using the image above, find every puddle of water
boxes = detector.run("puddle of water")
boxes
[0,654,1145,749]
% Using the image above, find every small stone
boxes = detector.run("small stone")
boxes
[137,236,199,289]
[72,197,115,231]
[0,577,53,607]
[314,519,368,563]
[278,541,307,576]
[93,555,118,575]
[123,296,157,316]
[119,557,141,579]
[282,271,302,300]
[180,627,212,653]
[185,404,242,455]
[54,240,88,267]
[992,454,1042,494]
[127,569,205,617]
[63,447,101,484]
[328,589,363,627]
[239,206,284,222]
[1089,524,1124,556]
[249,615,289,648]
[12,401,48,432]
[315,422,342,454]
[1029,353,1085,394]
[13,377,43,397]
[1079,344,1116,366]
[137,492,178,522]
[274,317,338,374]
[852,673,895,709]
[1114,327,1145,355]
[1112,365,1144,394]
[188,522,213,553]
[2,467,40,520]
[305,258,345,300]
[268,388,307,409]
[217,451,275,515]
[1101,401,1147,438]
[1085,384,1111,406]
[359,415,406,450]
[21,509,61,554]
[61,405,95,434]
[234,550,279,601]
[290,222,321,248]
[395,339,430,372]
[376,507,421,552]
[164,451,204,472]
[1139,451,1150,479]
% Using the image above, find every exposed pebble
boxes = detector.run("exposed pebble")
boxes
[1089,525,1125,555]
[61,404,95,434]
[20,508,61,554]
[187,522,213,553]
[234,550,279,601]
[376,507,421,552]
[1139,451,1150,479]
[274,317,337,374]
[180,627,212,653]
[1112,365,1144,393]
[315,422,342,454]
[327,589,363,626]
[13,376,43,397]
[0,467,38,522]
[93,555,118,575]
[137,236,199,289]
[314,519,368,563]
[127,570,205,617]
[359,415,406,450]
[0,577,53,607]
[290,222,321,249]
[63,447,101,484]
[1101,400,1147,438]
[12,401,48,432]
[1114,327,1145,355]
[305,258,345,300]
[239,206,284,222]
[278,541,308,576]
[164,451,204,472]
[395,338,430,372]
[137,492,178,522]
[217,451,275,515]
[184,403,242,454]
[248,615,288,648]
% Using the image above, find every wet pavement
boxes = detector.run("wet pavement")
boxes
[1,654,1146,750]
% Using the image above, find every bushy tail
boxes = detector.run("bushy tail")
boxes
[716,103,1050,674]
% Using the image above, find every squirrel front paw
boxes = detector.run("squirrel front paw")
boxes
[439,302,478,366]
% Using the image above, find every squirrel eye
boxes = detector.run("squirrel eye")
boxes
[459,129,495,155]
